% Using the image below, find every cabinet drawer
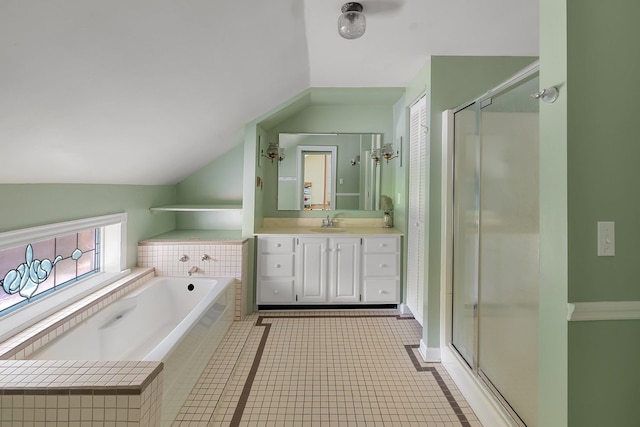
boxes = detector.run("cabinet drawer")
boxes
[363,278,399,303]
[363,254,399,276]
[364,237,399,253]
[258,279,295,303]
[259,254,294,277]
[258,237,295,254]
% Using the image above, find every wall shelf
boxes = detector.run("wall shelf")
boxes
[149,204,242,213]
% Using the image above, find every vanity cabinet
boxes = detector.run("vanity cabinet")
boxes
[297,237,329,302]
[256,234,399,306]
[362,237,400,303]
[298,237,361,303]
[256,237,296,303]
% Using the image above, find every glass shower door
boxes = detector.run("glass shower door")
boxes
[477,75,539,427]
[451,104,479,368]
[450,67,539,427]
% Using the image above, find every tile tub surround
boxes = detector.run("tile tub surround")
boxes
[0,268,156,361]
[0,360,163,427]
[137,239,249,320]
[172,310,481,427]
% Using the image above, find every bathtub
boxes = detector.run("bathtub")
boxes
[30,275,236,425]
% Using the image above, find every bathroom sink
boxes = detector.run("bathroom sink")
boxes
[309,228,347,233]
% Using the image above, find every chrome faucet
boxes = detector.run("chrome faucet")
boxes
[321,215,335,228]
[188,266,199,276]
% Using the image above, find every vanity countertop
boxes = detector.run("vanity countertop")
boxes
[254,226,403,236]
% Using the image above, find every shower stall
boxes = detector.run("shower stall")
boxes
[446,63,540,426]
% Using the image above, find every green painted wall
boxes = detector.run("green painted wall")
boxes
[0,184,176,268]
[566,1,640,426]
[539,0,568,425]
[176,143,244,204]
[175,143,245,230]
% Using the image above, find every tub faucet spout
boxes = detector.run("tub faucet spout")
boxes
[188,266,199,276]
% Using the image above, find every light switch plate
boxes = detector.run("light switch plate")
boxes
[597,221,615,256]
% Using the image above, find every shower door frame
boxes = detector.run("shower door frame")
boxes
[440,61,540,427]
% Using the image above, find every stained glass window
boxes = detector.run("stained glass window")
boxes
[0,228,100,316]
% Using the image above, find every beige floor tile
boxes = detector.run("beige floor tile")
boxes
[172,310,481,427]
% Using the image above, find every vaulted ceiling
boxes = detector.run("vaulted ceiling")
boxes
[0,0,538,185]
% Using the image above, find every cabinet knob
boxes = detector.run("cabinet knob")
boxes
[276,243,282,247]
[275,264,281,268]
[379,264,386,268]
[379,290,386,294]
[379,243,386,247]
[274,289,279,294]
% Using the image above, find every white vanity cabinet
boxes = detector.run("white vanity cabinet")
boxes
[256,236,296,303]
[298,236,361,303]
[362,237,401,303]
[297,237,329,303]
[256,234,400,306]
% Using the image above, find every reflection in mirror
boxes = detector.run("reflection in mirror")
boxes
[277,133,383,211]
[298,146,336,210]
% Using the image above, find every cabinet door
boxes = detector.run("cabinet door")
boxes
[297,237,328,303]
[330,237,361,303]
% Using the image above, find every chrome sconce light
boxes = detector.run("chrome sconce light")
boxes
[338,2,366,40]
[262,142,285,163]
[370,148,382,165]
[371,143,399,165]
[381,143,398,163]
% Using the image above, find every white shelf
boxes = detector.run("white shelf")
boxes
[149,204,242,213]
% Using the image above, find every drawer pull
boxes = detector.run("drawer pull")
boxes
[275,264,281,268]
[379,243,386,247]
[378,290,387,294]
[379,264,386,268]
[276,243,282,247]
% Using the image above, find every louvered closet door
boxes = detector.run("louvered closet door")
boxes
[405,95,427,325]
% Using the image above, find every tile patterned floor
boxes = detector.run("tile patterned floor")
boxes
[173,310,482,427]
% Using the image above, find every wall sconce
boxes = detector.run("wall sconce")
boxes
[262,142,285,163]
[381,143,398,163]
[338,2,366,40]
[370,148,381,165]
[350,155,360,166]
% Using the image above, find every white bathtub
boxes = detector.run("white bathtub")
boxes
[30,275,236,426]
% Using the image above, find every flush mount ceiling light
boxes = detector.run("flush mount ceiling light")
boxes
[338,2,366,40]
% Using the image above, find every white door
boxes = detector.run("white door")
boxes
[405,95,428,325]
[330,237,361,303]
[297,237,328,303]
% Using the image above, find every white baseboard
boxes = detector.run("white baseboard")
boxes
[440,346,518,427]
[418,339,441,362]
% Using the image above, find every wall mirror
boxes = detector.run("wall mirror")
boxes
[277,133,384,211]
